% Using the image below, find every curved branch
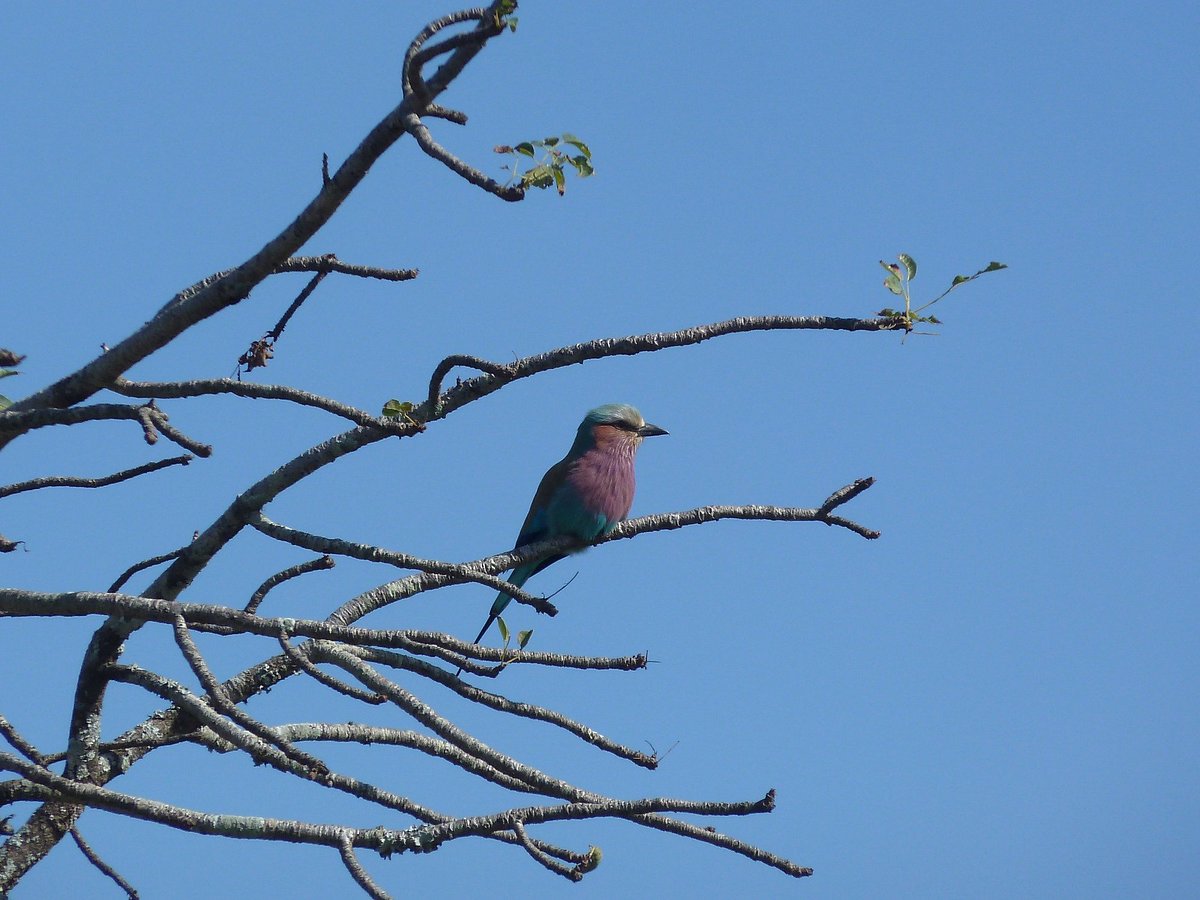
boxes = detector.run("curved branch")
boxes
[109,545,188,593]
[0,455,192,499]
[277,634,387,705]
[425,354,512,412]
[110,377,398,429]
[245,555,336,614]
[249,514,555,615]
[403,113,524,201]
[423,314,901,418]
[338,833,390,900]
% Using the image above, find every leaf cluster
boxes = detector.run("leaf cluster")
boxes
[877,254,1007,330]
[494,134,593,196]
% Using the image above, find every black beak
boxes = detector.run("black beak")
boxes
[638,422,668,437]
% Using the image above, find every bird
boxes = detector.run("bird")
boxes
[465,403,668,651]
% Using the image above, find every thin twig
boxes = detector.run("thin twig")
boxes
[425,354,512,414]
[109,545,188,593]
[277,633,386,705]
[342,645,655,767]
[422,314,902,421]
[0,714,46,764]
[512,820,581,881]
[111,377,401,430]
[170,614,330,778]
[403,113,524,201]
[244,555,336,614]
[274,255,418,282]
[102,664,450,822]
[0,455,192,499]
[70,827,140,899]
[143,407,212,457]
[249,513,554,615]
[267,270,329,342]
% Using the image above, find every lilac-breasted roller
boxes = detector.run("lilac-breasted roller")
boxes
[468,403,668,646]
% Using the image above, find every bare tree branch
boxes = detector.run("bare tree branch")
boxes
[276,633,387,705]
[273,255,418,282]
[0,403,155,435]
[170,614,330,777]
[0,714,46,765]
[249,514,555,615]
[69,827,140,900]
[0,4,513,440]
[0,455,192,499]
[109,545,188,593]
[244,555,336,614]
[423,314,901,418]
[110,377,400,430]
[512,820,582,881]
[322,644,655,767]
[338,833,391,900]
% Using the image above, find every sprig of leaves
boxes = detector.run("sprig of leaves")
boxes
[380,399,424,429]
[495,617,533,670]
[495,133,593,196]
[877,254,1007,330]
[492,0,518,32]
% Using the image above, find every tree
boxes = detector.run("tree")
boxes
[1,4,1002,895]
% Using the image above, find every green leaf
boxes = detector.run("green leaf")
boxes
[927,315,942,324]
[951,274,969,286]
[506,16,518,32]
[568,155,594,177]
[0,369,18,380]
[898,253,917,281]
[578,846,603,873]
[984,261,1007,272]
[563,137,591,158]
[517,629,533,649]
[497,617,509,644]
[381,399,414,419]
[515,142,536,158]
[522,164,555,189]
[0,394,10,411]
[883,273,903,295]
[542,136,559,147]
[552,165,566,195]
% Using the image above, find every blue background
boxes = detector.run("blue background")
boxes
[2,2,1196,897]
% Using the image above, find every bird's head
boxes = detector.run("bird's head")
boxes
[577,403,668,449]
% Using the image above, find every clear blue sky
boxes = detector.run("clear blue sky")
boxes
[3,2,1196,897]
